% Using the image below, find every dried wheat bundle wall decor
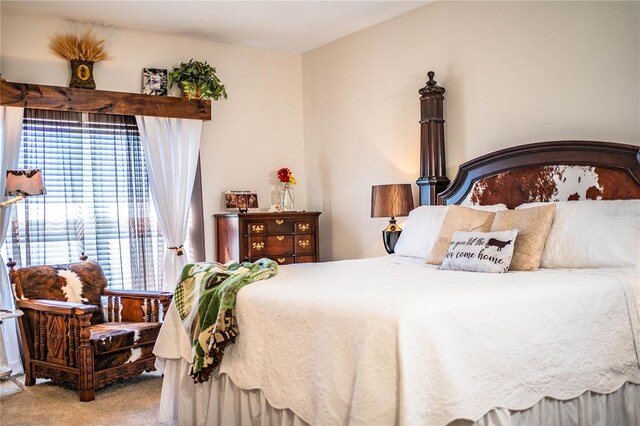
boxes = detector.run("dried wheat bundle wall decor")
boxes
[49,30,111,89]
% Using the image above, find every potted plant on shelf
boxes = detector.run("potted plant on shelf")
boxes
[168,59,228,100]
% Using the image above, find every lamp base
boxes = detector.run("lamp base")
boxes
[382,217,402,254]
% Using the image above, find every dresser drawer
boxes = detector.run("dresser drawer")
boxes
[295,255,315,263]
[247,237,266,258]
[247,222,266,235]
[265,235,294,255]
[273,256,295,265]
[266,218,294,234]
[295,235,315,255]
[294,221,315,234]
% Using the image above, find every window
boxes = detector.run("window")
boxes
[2,109,176,291]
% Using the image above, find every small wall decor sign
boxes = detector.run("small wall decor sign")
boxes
[142,68,168,95]
[225,190,258,213]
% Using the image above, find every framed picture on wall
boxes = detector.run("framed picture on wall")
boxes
[142,68,168,95]
[225,190,258,212]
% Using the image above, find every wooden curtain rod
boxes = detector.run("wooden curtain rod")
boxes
[0,80,211,121]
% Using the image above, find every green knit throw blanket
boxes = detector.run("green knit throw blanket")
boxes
[174,258,278,383]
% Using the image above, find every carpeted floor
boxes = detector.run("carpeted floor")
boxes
[0,372,163,426]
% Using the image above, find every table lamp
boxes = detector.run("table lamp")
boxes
[371,184,414,254]
[0,169,46,209]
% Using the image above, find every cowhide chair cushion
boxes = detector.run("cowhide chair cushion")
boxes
[11,261,108,324]
[91,322,161,370]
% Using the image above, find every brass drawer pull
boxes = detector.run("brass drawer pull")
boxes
[251,224,264,233]
[276,235,285,241]
[275,219,284,225]
[277,258,286,264]
[298,240,310,248]
[298,223,310,232]
[252,242,265,251]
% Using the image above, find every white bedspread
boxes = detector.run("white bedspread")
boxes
[154,256,640,425]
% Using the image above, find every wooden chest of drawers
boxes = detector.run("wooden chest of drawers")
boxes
[214,212,321,265]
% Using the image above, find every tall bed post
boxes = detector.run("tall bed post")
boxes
[416,71,450,205]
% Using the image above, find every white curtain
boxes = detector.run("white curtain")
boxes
[0,106,25,374]
[135,116,202,292]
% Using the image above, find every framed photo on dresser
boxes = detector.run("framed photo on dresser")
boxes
[225,190,258,212]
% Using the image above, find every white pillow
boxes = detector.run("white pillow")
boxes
[394,204,507,259]
[439,229,519,273]
[516,200,640,269]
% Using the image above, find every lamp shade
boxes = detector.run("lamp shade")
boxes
[371,184,414,218]
[5,169,46,196]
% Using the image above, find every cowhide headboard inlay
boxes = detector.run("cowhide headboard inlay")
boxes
[463,165,640,209]
[438,141,640,208]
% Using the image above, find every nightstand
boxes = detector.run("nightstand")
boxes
[214,212,321,265]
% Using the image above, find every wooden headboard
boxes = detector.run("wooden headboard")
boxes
[415,72,640,208]
[438,141,640,208]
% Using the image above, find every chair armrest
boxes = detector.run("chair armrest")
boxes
[15,299,95,370]
[103,288,173,301]
[16,299,98,316]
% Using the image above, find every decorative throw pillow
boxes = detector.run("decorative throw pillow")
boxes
[439,229,519,273]
[394,204,507,259]
[426,206,497,265]
[490,204,556,271]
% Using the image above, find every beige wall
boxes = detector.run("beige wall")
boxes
[2,2,638,263]
[0,14,306,261]
[302,1,640,261]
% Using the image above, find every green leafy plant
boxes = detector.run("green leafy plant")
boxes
[168,59,228,100]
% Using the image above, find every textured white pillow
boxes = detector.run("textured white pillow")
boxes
[394,204,507,259]
[439,229,519,273]
[516,200,640,269]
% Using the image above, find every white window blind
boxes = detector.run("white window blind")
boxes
[2,109,175,291]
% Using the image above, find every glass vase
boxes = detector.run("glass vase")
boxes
[282,184,295,212]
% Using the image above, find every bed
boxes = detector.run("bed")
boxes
[154,75,640,425]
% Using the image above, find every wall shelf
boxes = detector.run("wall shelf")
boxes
[0,80,211,121]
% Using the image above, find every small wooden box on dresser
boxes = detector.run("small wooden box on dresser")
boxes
[214,212,321,265]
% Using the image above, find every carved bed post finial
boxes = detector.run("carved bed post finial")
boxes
[6,258,16,270]
[427,71,436,85]
[417,71,450,205]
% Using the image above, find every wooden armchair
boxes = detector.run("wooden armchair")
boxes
[8,258,172,401]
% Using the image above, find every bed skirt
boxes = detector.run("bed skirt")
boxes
[157,358,639,426]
